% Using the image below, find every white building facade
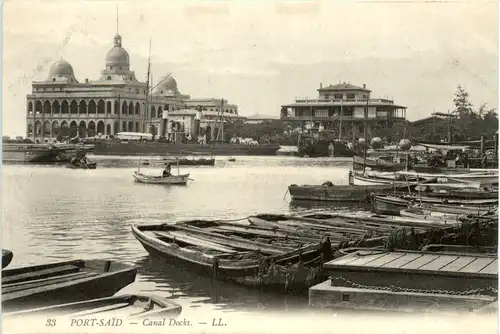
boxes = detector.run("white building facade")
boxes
[26,33,239,143]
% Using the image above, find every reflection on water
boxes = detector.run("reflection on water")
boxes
[2,156,351,315]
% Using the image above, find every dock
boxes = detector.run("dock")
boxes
[309,250,498,313]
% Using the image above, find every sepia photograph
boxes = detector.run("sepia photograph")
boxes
[1,0,499,333]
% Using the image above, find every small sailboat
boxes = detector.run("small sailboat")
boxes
[133,159,190,185]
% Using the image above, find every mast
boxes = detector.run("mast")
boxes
[338,95,344,141]
[144,37,152,133]
[362,96,369,173]
[220,98,224,142]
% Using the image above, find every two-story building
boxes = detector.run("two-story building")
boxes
[280,82,407,141]
[26,31,239,143]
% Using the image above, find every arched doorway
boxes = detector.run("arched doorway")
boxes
[35,121,42,136]
[60,121,69,137]
[69,121,78,137]
[78,121,87,137]
[43,120,51,137]
[113,121,119,134]
[106,124,111,135]
[79,100,87,115]
[97,121,105,135]
[88,121,96,137]
[52,121,60,138]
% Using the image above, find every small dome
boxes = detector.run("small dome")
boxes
[155,76,179,95]
[48,59,74,78]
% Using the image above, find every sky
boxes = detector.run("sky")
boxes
[3,0,498,136]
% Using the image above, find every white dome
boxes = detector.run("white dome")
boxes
[48,59,74,78]
[105,34,130,67]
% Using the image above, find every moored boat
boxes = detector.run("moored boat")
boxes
[2,259,137,312]
[287,182,407,203]
[352,155,405,172]
[2,249,13,269]
[372,194,498,216]
[93,140,281,156]
[133,171,190,185]
[131,223,329,294]
[162,152,215,166]
[397,170,499,187]
[4,294,182,319]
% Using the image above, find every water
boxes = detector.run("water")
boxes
[2,156,352,316]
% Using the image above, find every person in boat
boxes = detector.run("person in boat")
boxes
[482,155,488,168]
[162,163,172,177]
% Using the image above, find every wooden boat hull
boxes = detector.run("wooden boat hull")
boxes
[2,259,137,312]
[352,174,419,187]
[352,156,404,172]
[133,172,190,185]
[372,195,411,215]
[66,162,97,169]
[400,208,464,221]
[373,194,499,215]
[131,224,327,294]
[418,204,497,216]
[398,171,499,187]
[93,141,280,156]
[288,184,402,203]
[4,294,182,319]
[2,249,13,269]
[162,158,215,166]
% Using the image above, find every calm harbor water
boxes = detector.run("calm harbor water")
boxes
[2,156,353,316]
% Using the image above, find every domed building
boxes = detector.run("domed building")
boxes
[26,32,240,143]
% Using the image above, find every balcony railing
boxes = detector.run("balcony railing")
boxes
[293,98,395,104]
[281,115,405,121]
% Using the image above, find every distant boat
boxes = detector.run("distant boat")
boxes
[4,294,182,319]
[2,259,137,312]
[133,171,190,185]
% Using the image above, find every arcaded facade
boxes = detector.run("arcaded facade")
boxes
[26,33,239,142]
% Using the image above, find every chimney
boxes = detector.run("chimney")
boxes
[363,84,366,89]
[320,82,323,89]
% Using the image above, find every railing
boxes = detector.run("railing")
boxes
[281,115,405,121]
[293,98,395,104]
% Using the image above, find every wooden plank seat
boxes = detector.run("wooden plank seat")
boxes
[3,272,100,294]
[2,265,81,285]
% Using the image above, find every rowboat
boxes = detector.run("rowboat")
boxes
[131,223,329,294]
[2,259,137,312]
[399,207,466,220]
[4,294,182,319]
[351,173,420,186]
[247,212,458,243]
[287,183,405,203]
[372,194,498,216]
[417,203,497,216]
[133,172,190,185]
[397,171,499,187]
[352,156,405,172]
[2,249,13,269]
